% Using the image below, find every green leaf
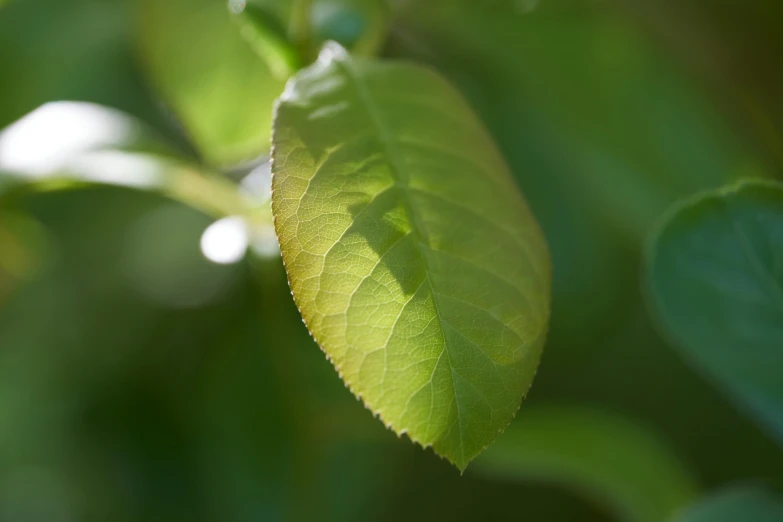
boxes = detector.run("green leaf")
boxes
[671,487,783,522]
[136,0,287,167]
[474,406,699,522]
[271,43,551,470]
[229,1,301,79]
[646,180,783,442]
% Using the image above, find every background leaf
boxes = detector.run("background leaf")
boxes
[646,180,783,442]
[670,486,783,522]
[136,0,287,167]
[272,44,551,469]
[229,1,301,79]
[474,405,699,522]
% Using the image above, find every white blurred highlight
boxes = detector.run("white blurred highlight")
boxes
[228,0,246,14]
[240,161,272,200]
[0,102,133,177]
[200,217,249,265]
[68,150,162,189]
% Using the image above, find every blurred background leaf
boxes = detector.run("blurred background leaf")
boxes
[228,0,301,79]
[646,180,783,443]
[669,486,783,522]
[474,405,699,522]
[136,0,287,168]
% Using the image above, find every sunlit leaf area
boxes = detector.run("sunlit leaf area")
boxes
[1,0,782,520]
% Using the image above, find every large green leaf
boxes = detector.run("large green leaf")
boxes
[271,44,551,470]
[474,406,699,522]
[136,0,286,167]
[646,180,783,442]
[670,487,783,522]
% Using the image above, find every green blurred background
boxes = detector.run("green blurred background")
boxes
[0,0,781,521]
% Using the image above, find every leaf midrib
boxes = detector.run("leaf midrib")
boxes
[337,57,468,464]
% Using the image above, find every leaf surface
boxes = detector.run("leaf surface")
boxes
[271,44,551,470]
[647,180,783,442]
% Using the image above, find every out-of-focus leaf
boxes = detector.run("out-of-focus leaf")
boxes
[474,406,699,522]
[229,1,300,78]
[136,0,286,167]
[670,487,783,522]
[272,43,551,470]
[646,180,783,442]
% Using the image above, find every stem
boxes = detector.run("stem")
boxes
[164,162,271,224]
[2,152,272,225]
[232,7,301,79]
[289,0,314,61]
